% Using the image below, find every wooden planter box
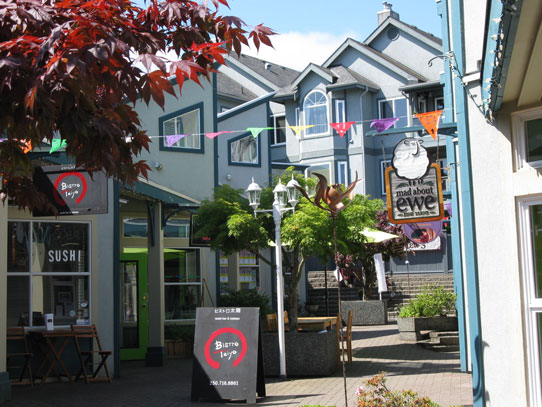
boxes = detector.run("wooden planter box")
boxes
[261,330,338,377]
[397,316,458,341]
[165,339,193,358]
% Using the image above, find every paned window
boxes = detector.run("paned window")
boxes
[164,248,201,321]
[519,198,542,406]
[378,98,407,128]
[272,116,286,145]
[513,107,542,170]
[7,221,91,327]
[304,90,328,136]
[337,161,348,185]
[123,217,189,238]
[160,104,203,152]
[335,99,346,123]
[229,134,259,165]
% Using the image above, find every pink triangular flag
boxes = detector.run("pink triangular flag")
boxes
[370,118,399,133]
[166,134,186,147]
[330,121,356,137]
[205,131,233,139]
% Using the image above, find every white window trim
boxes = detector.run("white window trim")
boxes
[164,247,202,322]
[378,97,406,128]
[513,107,542,171]
[518,196,542,407]
[337,161,347,185]
[303,90,330,138]
[335,99,346,123]
[305,162,332,192]
[271,115,286,146]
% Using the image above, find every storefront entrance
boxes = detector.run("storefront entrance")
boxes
[120,249,148,360]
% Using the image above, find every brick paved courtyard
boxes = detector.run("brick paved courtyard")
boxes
[6,324,473,407]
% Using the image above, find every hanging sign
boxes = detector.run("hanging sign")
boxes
[385,139,444,224]
[191,307,265,404]
[33,164,108,216]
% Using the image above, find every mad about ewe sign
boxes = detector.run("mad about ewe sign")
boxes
[385,138,444,224]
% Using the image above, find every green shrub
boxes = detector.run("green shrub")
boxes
[164,325,195,341]
[356,372,440,407]
[398,284,456,318]
[219,288,272,317]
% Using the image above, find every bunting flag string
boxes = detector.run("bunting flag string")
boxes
[166,134,186,147]
[246,127,274,139]
[5,108,451,155]
[330,121,356,137]
[49,139,67,154]
[205,131,233,139]
[415,110,443,140]
[370,117,400,133]
[289,125,314,136]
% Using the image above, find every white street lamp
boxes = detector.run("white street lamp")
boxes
[246,177,298,379]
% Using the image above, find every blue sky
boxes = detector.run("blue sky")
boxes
[222,0,443,70]
[134,0,443,71]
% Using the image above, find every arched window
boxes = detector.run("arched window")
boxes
[303,90,328,136]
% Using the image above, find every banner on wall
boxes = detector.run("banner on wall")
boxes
[403,221,442,244]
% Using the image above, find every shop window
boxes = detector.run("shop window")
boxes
[513,107,542,170]
[239,250,259,290]
[228,133,259,166]
[159,103,204,153]
[219,252,229,295]
[519,198,542,406]
[123,217,147,238]
[164,248,201,321]
[303,90,328,136]
[123,216,189,238]
[7,221,91,327]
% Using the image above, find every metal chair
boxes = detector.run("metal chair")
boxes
[7,327,33,386]
[71,325,112,383]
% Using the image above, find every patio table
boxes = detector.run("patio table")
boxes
[28,329,76,385]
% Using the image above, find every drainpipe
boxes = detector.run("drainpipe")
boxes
[438,0,468,373]
[449,0,485,405]
[359,85,369,194]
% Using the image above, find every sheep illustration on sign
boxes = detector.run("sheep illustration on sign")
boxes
[385,138,444,224]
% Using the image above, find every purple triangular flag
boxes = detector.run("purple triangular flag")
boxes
[370,118,399,133]
[166,134,186,147]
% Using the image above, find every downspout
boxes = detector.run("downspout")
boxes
[438,0,468,373]
[449,0,485,405]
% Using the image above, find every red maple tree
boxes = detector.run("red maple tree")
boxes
[0,0,274,211]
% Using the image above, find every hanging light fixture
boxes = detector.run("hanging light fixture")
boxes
[286,175,301,207]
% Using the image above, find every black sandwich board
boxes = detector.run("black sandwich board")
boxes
[191,307,265,404]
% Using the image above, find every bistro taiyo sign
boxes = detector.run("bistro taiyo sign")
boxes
[385,138,444,224]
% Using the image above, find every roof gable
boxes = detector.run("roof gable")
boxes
[365,17,442,51]
[291,63,337,88]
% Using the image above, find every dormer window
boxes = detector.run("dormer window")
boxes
[303,90,328,136]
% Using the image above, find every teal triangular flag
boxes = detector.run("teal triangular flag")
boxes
[246,127,273,139]
[49,139,67,154]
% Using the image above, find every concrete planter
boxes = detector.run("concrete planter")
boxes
[397,316,458,341]
[261,330,338,377]
[341,300,388,325]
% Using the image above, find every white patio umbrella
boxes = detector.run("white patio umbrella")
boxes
[361,228,398,243]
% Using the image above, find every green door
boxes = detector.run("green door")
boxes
[120,250,148,360]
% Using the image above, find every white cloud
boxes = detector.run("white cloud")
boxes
[240,30,362,71]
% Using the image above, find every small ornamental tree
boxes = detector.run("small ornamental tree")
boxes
[195,167,384,330]
[0,0,274,211]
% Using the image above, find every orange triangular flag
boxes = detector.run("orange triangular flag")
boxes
[21,140,32,154]
[415,110,443,140]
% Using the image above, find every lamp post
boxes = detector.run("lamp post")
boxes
[246,176,300,379]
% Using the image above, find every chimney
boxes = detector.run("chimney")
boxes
[378,2,399,25]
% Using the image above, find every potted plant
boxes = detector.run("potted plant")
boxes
[397,284,457,341]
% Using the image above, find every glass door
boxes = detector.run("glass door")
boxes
[120,251,148,360]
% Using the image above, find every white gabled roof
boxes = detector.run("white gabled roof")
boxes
[322,38,427,82]
[291,63,337,88]
[364,17,442,52]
